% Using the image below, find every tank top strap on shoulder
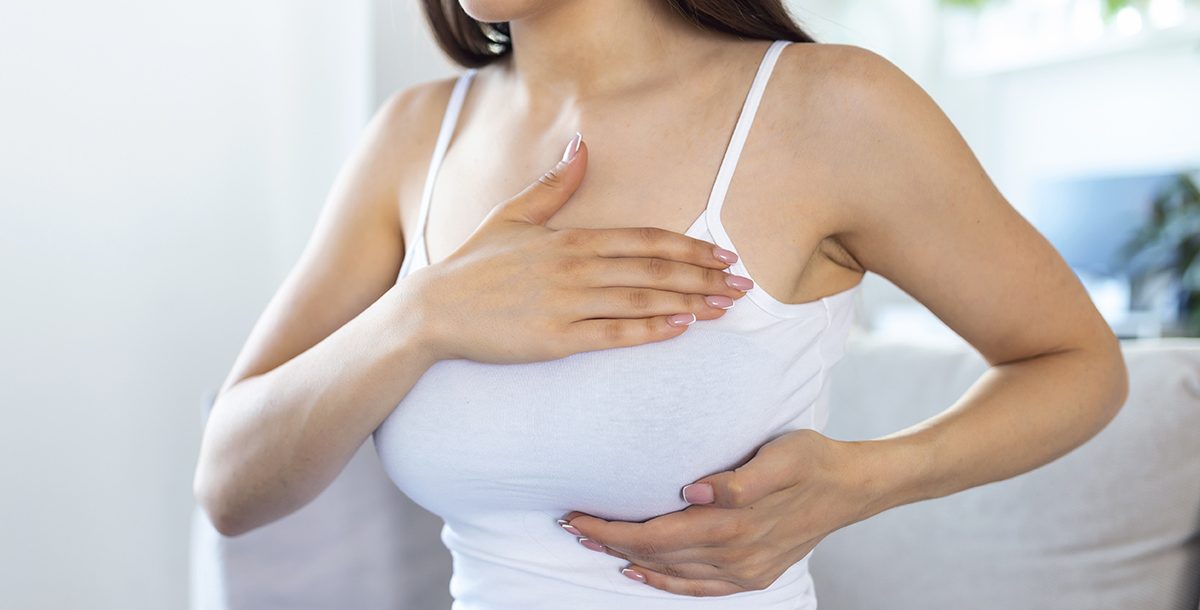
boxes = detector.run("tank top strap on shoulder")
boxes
[700,39,792,276]
[412,68,478,252]
[399,69,477,278]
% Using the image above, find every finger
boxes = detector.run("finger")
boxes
[557,225,740,271]
[572,287,732,321]
[563,313,697,351]
[686,473,774,510]
[619,563,747,597]
[611,556,725,581]
[599,536,726,566]
[685,443,795,509]
[496,133,587,226]
[572,256,750,302]
[561,508,719,557]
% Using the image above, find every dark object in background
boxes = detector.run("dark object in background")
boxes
[1117,172,1200,336]
[1026,169,1199,337]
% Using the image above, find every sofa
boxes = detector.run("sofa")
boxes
[190,335,1200,610]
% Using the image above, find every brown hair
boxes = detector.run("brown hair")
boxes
[420,0,815,68]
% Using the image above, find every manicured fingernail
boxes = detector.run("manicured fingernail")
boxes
[725,274,753,291]
[681,483,714,504]
[704,295,734,309]
[712,246,738,264]
[667,313,697,327]
[557,520,582,536]
[561,132,582,163]
[622,568,647,583]
[578,537,605,552]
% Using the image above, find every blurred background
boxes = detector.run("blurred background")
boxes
[1,1,1196,609]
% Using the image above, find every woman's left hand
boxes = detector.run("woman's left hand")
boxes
[558,428,894,597]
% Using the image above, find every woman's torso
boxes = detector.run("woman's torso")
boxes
[374,39,861,609]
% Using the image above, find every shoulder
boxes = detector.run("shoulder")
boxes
[372,75,463,163]
[760,43,990,263]
[764,42,979,205]
[360,75,465,210]
[377,75,461,129]
[767,42,942,143]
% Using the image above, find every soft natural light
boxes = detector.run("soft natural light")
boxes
[1115,5,1145,36]
[1149,0,1188,27]
[4,2,1198,609]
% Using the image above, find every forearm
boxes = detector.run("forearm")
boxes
[194,282,440,536]
[846,340,1129,521]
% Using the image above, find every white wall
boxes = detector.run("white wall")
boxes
[0,2,370,608]
[987,44,1200,210]
[372,0,458,106]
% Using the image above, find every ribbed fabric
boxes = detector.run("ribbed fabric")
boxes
[375,39,861,609]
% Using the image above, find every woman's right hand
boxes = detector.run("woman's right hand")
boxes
[403,133,754,364]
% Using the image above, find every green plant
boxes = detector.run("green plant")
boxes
[1118,172,1200,335]
[1104,0,1137,18]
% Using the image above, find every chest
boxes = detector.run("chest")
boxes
[403,93,832,305]
[372,313,832,524]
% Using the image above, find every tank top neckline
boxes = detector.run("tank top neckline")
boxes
[398,39,861,320]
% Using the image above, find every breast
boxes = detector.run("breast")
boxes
[372,308,835,527]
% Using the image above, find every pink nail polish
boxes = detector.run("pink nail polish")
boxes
[725,274,753,291]
[681,483,714,504]
[704,295,734,309]
[667,313,697,327]
[561,132,582,163]
[712,246,738,264]
[559,521,582,536]
[578,537,605,552]
[622,568,647,583]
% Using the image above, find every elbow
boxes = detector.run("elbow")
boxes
[1095,330,1130,424]
[193,465,256,538]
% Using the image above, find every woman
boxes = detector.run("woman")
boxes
[193,1,1130,607]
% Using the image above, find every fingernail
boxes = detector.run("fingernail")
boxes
[557,520,582,536]
[704,295,734,309]
[667,313,697,327]
[712,246,738,264]
[622,568,647,583]
[561,132,582,163]
[725,274,753,291]
[578,537,605,552]
[681,483,714,504]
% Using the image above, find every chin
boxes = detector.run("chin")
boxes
[458,0,547,23]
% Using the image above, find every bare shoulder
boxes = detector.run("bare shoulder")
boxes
[365,75,467,233]
[760,42,991,270]
[373,75,462,181]
[377,75,460,134]
[767,42,945,146]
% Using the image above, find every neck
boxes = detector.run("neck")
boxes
[504,0,723,101]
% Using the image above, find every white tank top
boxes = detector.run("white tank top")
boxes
[374,40,861,609]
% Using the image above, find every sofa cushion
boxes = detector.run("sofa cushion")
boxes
[810,335,1200,610]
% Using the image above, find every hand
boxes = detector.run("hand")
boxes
[407,133,752,364]
[558,429,888,597]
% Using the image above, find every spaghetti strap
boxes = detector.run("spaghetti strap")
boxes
[399,68,477,278]
[701,40,791,278]
[413,69,477,252]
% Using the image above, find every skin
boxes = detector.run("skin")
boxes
[192,121,751,535]
[194,0,1131,599]
[459,0,1128,597]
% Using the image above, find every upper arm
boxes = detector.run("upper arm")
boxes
[219,79,455,393]
[806,46,1117,366]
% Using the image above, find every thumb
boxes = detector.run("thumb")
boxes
[682,461,784,509]
[497,132,587,226]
